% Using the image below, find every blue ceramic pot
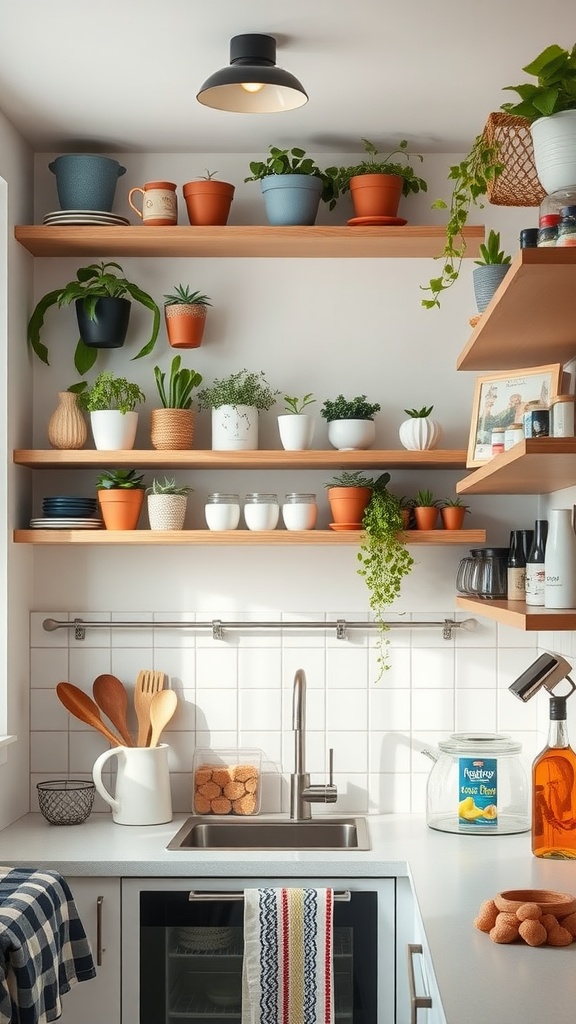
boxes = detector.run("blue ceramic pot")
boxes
[260,174,323,225]
[49,154,127,212]
[472,265,511,313]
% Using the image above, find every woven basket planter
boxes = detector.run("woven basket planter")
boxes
[482,112,546,207]
[147,494,188,531]
[150,409,195,450]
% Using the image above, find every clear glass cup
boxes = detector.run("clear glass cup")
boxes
[205,493,240,531]
[282,493,317,531]
[243,493,279,531]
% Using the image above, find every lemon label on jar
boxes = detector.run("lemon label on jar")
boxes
[458,757,497,827]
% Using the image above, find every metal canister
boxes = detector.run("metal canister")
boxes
[523,403,549,438]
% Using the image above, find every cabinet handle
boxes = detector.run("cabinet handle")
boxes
[407,943,432,1024]
[96,895,104,966]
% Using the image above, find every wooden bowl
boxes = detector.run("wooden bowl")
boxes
[495,889,576,919]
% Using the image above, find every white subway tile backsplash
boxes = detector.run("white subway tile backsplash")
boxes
[30,689,69,731]
[30,732,68,774]
[455,688,498,732]
[454,648,497,689]
[30,648,69,689]
[326,688,367,731]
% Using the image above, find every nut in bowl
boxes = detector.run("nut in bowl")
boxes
[192,748,261,816]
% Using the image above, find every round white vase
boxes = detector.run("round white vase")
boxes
[327,419,376,451]
[90,410,138,451]
[277,414,315,451]
[399,416,442,451]
[544,507,576,608]
[531,111,576,194]
[211,405,258,450]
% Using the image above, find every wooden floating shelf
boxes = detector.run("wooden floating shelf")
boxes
[13,448,470,470]
[14,224,484,260]
[456,438,576,495]
[14,529,486,546]
[457,249,576,371]
[456,596,576,631]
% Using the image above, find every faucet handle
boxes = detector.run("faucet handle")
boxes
[328,747,334,786]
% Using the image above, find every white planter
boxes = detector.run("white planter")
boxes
[399,416,442,450]
[90,410,138,451]
[147,494,188,531]
[211,405,258,450]
[277,414,315,451]
[327,419,376,451]
[531,110,576,194]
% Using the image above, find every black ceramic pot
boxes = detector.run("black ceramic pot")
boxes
[75,297,131,348]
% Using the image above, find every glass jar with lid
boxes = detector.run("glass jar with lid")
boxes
[557,204,576,247]
[281,493,317,531]
[243,493,279,531]
[550,395,575,437]
[205,493,240,531]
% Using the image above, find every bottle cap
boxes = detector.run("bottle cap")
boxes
[520,228,539,247]
[539,213,561,227]
[550,696,568,720]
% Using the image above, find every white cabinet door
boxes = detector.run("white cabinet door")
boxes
[396,876,447,1024]
[58,877,121,1024]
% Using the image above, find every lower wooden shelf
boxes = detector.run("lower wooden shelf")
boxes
[456,596,576,631]
[14,529,487,546]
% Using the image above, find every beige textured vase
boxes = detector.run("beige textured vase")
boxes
[150,409,195,450]
[47,391,88,449]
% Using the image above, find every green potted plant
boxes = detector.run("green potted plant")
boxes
[328,138,427,220]
[411,489,442,530]
[472,230,513,313]
[95,469,146,531]
[357,472,415,678]
[320,393,381,451]
[325,470,374,527]
[440,496,471,530]
[76,372,145,451]
[27,261,161,374]
[278,393,317,451]
[146,476,193,531]
[398,404,442,451]
[245,146,338,224]
[151,356,203,450]
[197,368,280,450]
[182,169,236,226]
[163,285,212,349]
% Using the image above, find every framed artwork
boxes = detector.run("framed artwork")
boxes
[467,364,564,468]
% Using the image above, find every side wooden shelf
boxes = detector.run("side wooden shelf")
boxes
[457,248,576,371]
[456,596,576,631]
[455,438,576,495]
[14,224,484,260]
[14,529,487,546]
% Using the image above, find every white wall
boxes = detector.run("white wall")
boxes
[23,149,575,818]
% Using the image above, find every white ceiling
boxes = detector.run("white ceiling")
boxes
[0,0,574,155]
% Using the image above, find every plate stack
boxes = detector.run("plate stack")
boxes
[31,495,102,529]
[43,210,130,226]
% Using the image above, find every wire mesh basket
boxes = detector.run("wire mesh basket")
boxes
[37,779,95,825]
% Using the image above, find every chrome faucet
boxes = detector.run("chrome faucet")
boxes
[290,668,338,820]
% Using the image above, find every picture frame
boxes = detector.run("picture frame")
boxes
[467,364,564,468]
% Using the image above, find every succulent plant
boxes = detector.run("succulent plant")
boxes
[163,285,212,306]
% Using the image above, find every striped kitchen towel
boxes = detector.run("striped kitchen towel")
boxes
[242,887,334,1024]
[0,866,96,1024]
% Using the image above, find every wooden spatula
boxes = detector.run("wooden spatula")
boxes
[56,682,123,747]
[92,674,134,747]
[148,689,178,748]
[134,670,166,746]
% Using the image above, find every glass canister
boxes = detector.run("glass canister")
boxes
[205,493,240,531]
[243,493,279,531]
[282,493,317,531]
[475,546,509,598]
[425,733,529,835]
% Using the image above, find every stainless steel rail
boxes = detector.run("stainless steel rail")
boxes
[188,889,351,902]
[42,616,477,641]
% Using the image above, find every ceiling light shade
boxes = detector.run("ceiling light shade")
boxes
[196,34,308,113]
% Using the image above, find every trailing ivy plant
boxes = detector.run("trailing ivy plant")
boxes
[357,473,414,679]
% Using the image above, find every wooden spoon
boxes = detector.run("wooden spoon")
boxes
[92,674,134,747]
[148,689,178,748]
[56,682,123,746]
[134,670,166,746]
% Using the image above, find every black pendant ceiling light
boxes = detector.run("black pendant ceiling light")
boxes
[196,34,308,113]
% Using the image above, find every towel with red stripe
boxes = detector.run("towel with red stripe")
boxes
[242,887,334,1024]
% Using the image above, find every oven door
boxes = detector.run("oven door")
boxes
[122,876,395,1024]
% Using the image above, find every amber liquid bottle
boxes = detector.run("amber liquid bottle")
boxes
[532,695,576,858]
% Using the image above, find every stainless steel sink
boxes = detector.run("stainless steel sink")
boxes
[167,816,370,851]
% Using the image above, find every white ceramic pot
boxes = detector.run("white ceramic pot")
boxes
[399,416,442,450]
[327,419,376,451]
[277,414,315,451]
[211,405,258,450]
[90,410,138,451]
[531,110,576,194]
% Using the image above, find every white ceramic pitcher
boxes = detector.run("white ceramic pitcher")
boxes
[92,744,172,825]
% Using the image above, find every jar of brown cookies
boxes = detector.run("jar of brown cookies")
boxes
[192,748,262,815]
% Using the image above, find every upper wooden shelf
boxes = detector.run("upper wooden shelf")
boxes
[13,448,469,470]
[14,528,486,546]
[457,249,576,371]
[14,224,484,260]
[456,596,576,631]
[456,438,576,495]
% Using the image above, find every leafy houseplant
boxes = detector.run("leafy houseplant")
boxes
[331,138,428,199]
[151,356,203,450]
[283,393,316,414]
[245,146,338,208]
[325,471,374,527]
[96,469,145,531]
[27,261,161,374]
[245,146,338,224]
[278,394,317,452]
[96,469,145,490]
[500,44,576,121]
[398,404,441,451]
[77,372,145,452]
[154,356,203,410]
[320,395,381,421]
[197,369,281,451]
[321,394,381,452]
[146,477,193,531]
[472,230,513,313]
[163,285,212,349]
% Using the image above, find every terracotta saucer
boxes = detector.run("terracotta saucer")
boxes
[494,889,576,918]
[347,215,408,226]
[329,522,363,531]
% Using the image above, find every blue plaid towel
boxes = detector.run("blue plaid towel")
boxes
[0,866,96,1024]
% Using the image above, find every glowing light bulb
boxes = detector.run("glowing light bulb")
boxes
[241,81,265,94]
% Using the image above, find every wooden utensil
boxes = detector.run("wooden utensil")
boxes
[92,674,134,747]
[56,681,123,746]
[148,689,178,748]
[134,670,166,746]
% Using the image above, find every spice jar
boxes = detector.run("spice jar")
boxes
[519,227,539,248]
[523,402,549,438]
[504,423,524,450]
[491,426,505,455]
[281,493,317,531]
[205,493,240,531]
[537,213,561,247]
[550,395,575,437]
[243,493,279,531]
[557,204,576,247]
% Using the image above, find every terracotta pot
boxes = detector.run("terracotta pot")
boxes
[327,486,372,526]
[441,506,466,530]
[349,173,403,218]
[150,409,195,450]
[164,304,207,348]
[413,506,439,530]
[182,180,235,226]
[98,489,144,530]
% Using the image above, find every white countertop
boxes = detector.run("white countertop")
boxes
[1,811,576,1024]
